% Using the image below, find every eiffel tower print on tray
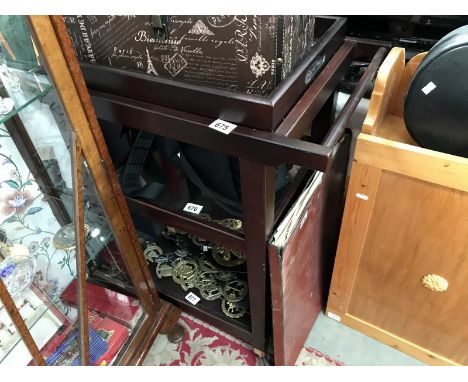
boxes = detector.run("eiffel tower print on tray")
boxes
[145,47,158,76]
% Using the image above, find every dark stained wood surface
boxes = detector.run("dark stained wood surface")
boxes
[89,90,332,172]
[127,197,246,252]
[323,47,387,147]
[240,160,276,351]
[80,16,346,132]
[274,168,311,226]
[48,14,386,358]
[275,40,355,139]
[128,302,181,365]
[152,275,253,344]
[270,179,326,366]
[269,132,352,365]
[269,17,347,130]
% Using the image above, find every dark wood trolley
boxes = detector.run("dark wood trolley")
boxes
[58,16,388,364]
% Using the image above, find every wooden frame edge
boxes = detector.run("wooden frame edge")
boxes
[27,16,158,314]
[71,137,90,365]
[333,313,461,366]
[326,163,382,314]
[46,16,162,311]
[118,301,180,365]
[267,244,285,366]
[362,47,405,135]
[355,134,468,193]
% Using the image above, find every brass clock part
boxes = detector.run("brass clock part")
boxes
[221,299,247,319]
[53,223,90,251]
[212,245,246,267]
[179,280,196,291]
[222,279,248,302]
[165,253,178,264]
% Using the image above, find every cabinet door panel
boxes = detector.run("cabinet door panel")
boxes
[270,133,351,365]
[348,170,468,365]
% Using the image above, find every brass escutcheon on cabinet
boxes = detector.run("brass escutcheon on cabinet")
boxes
[421,274,449,292]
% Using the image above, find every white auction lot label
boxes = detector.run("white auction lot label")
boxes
[183,203,204,214]
[185,292,201,305]
[209,119,237,134]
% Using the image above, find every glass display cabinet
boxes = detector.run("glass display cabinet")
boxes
[0,16,179,366]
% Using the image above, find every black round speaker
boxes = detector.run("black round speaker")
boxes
[404,25,468,157]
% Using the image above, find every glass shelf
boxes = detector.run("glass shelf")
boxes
[0,69,52,125]
[0,282,67,364]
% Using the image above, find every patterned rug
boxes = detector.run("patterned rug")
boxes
[143,313,343,366]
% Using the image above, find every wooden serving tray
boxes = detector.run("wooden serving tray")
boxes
[79,16,346,132]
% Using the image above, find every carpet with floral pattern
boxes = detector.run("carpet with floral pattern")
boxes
[143,313,343,366]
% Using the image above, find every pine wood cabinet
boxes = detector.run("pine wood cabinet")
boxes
[327,47,468,366]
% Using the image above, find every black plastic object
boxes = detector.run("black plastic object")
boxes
[404,25,468,156]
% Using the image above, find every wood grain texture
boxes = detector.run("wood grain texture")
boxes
[371,115,416,145]
[269,178,325,366]
[355,134,468,193]
[240,160,276,351]
[130,302,181,365]
[71,140,90,365]
[362,47,405,135]
[326,162,382,314]
[272,133,351,365]
[49,16,162,310]
[391,52,427,118]
[327,46,468,366]
[341,314,460,366]
[275,40,355,139]
[28,16,156,313]
[49,17,163,310]
[348,170,468,365]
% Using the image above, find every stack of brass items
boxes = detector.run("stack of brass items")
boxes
[140,217,249,319]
